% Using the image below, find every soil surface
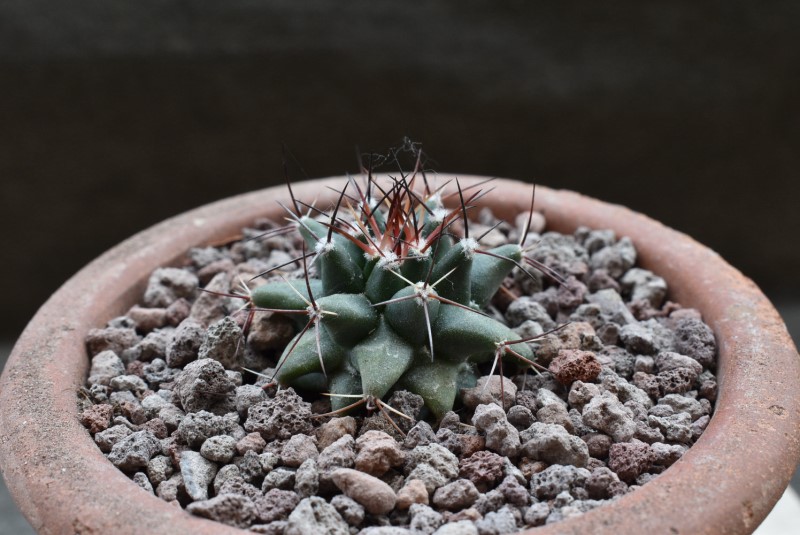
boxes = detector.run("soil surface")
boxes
[79,206,717,534]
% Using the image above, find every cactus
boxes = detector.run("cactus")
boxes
[234,159,559,422]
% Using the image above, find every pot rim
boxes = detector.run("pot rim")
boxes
[1,176,798,535]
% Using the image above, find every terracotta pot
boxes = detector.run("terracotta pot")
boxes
[1,176,798,535]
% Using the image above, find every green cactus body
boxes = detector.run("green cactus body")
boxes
[251,180,543,420]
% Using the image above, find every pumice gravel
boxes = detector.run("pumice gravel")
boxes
[80,193,717,534]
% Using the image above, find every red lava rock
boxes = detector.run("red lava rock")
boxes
[608,440,654,483]
[236,432,267,455]
[140,418,169,439]
[254,489,300,523]
[549,349,602,385]
[80,404,113,434]
[458,435,486,459]
[459,450,506,492]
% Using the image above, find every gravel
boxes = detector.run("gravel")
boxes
[80,211,719,532]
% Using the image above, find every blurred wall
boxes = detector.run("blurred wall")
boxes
[1,0,798,337]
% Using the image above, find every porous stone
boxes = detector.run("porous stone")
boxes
[459,450,505,492]
[520,422,589,467]
[406,443,460,481]
[108,430,161,472]
[254,488,300,523]
[144,267,198,308]
[462,376,517,412]
[647,412,693,443]
[285,496,349,535]
[657,394,705,421]
[471,404,521,458]
[262,467,297,492]
[581,391,637,443]
[318,434,356,473]
[88,350,126,385]
[80,404,113,434]
[331,494,365,526]
[474,505,518,535]
[174,358,236,414]
[619,323,658,355]
[200,435,237,463]
[166,319,205,368]
[433,520,477,535]
[620,268,667,307]
[657,368,697,396]
[331,468,397,515]
[281,433,319,468]
[187,493,256,528]
[530,464,591,500]
[94,424,134,453]
[505,297,556,329]
[236,432,267,455]
[86,327,141,360]
[235,384,268,418]
[674,317,716,369]
[409,504,445,534]
[608,440,654,483]
[294,458,319,498]
[356,430,406,476]
[198,316,243,369]
[589,237,636,279]
[497,475,529,506]
[245,388,314,440]
[432,479,480,511]
[316,416,357,450]
[176,410,230,448]
[505,406,534,431]
[549,349,602,386]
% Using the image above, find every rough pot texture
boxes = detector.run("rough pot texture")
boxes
[1,176,798,535]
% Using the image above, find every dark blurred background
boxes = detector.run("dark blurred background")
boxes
[1,0,799,339]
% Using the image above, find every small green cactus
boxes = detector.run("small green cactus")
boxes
[240,161,554,422]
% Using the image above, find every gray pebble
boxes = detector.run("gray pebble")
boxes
[187,493,257,529]
[472,404,521,458]
[88,350,126,385]
[180,450,219,501]
[474,505,518,535]
[331,494,364,526]
[581,392,637,443]
[432,479,480,511]
[647,412,693,443]
[108,430,161,471]
[132,472,154,494]
[201,435,237,463]
[144,267,198,308]
[520,422,589,467]
[166,319,205,368]
[620,268,667,308]
[294,458,319,498]
[530,464,591,500]
[285,496,349,535]
[409,503,445,535]
[95,424,133,453]
[263,467,297,492]
[198,316,243,369]
[589,237,636,279]
[174,358,236,414]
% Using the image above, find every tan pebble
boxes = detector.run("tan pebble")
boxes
[395,478,429,509]
[330,468,396,515]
